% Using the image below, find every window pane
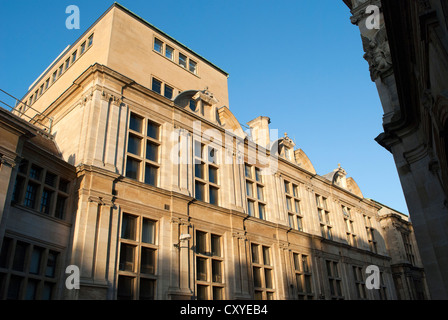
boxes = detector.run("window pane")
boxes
[129,113,143,133]
[45,172,57,187]
[42,282,54,300]
[12,241,28,272]
[29,165,42,180]
[126,157,140,180]
[294,200,300,214]
[297,216,303,232]
[24,182,38,209]
[0,237,12,268]
[59,179,70,193]
[197,257,207,281]
[196,231,207,255]
[209,166,218,184]
[154,38,163,53]
[254,291,263,300]
[255,168,262,182]
[246,181,253,197]
[244,164,252,178]
[7,275,22,300]
[286,197,292,211]
[251,244,259,264]
[144,164,158,186]
[152,78,162,94]
[212,260,222,283]
[147,120,160,140]
[142,219,156,244]
[195,181,205,202]
[293,253,300,271]
[284,181,290,194]
[164,85,173,99]
[209,186,219,206]
[25,279,38,300]
[211,235,221,257]
[262,246,270,266]
[55,195,66,220]
[12,176,24,203]
[117,276,134,300]
[257,185,264,201]
[265,269,273,289]
[179,53,187,68]
[189,60,197,73]
[189,99,196,112]
[121,214,137,240]
[197,285,208,300]
[296,274,304,292]
[30,246,44,275]
[128,134,142,155]
[258,203,266,220]
[288,214,295,229]
[302,256,309,272]
[146,141,159,162]
[119,244,135,272]
[139,278,155,300]
[140,248,156,274]
[40,189,53,214]
[165,45,173,60]
[195,162,205,179]
[213,287,223,300]
[194,141,203,158]
[45,251,58,278]
[253,267,262,287]
[305,275,312,293]
[247,200,255,216]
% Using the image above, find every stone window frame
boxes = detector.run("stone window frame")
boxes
[250,243,275,300]
[292,252,313,300]
[0,236,61,300]
[352,265,367,300]
[363,214,378,253]
[342,205,357,248]
[325,260,344,300]
[195,230,225,300]
[125,111,162,187]
[11,159,71,221]
[315,194,332,240]
[284,180,303,231]
[194,140,220,206]
[117,212,158,300]
[244,163,266,220]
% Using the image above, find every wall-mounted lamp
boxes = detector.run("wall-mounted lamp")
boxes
[174,234,191,249]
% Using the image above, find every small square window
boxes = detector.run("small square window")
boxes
[189,60,197,74]
[152,78,162,94]
[154,38,163,53]
[179,53,187,68]
[80,42,86,54]
[165,45,174,60]
[88,34,94,47]
[164,85,173,99]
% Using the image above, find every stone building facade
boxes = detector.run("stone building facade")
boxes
[0,3,429,300]
[343,0,448,299]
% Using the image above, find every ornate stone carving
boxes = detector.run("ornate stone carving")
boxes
[361,27,393,81]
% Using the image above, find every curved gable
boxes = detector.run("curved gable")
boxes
[346,177,364,198]
[294,149,317,174]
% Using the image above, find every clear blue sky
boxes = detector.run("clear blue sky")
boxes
[0,0,408,214]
